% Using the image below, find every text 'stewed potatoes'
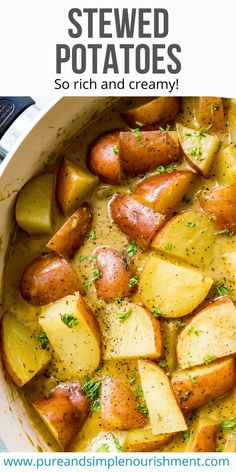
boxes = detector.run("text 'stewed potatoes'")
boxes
[2,96,236,454]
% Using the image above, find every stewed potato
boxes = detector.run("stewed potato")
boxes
[195,97,225,132]
[198,184,236,232]
[87,131,122,184]
[121,97,181,129]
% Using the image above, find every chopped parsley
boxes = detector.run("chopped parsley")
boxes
[60,313,79,329]
[38,332,49,349]
[79,255,87,262]
[88,229,96,241]
[164,243,176,251]
[134,387,143,398]
[176,320,185,328]
[82,378,103,411]
[85,267,101,290]
[182,431,190,443]
[96,443,109,452]
[88,255,96,264]
[156,162,178,174]
[130,127,142,144]
[128,275,139,288]
[114,297,122,305]
[187,221,197,228]
[117,308,133,323]
[151,307,163,318]
[136,403,149,417]
[127,241,138,257]
[90,399,101,412]
[136,121,144,128]
[189,376,199,385]
[187,327,201,336]
[220,418,236,431]
[129,377,136,386]
[112,145,119,155]
[159,124,171,132]
[215,446,222,452]
[188,127,211,157]
[217,229,235,238]
[203,354,216,365]
[111,433,123,452]
[158,360,167,369]
[215,281,232,297]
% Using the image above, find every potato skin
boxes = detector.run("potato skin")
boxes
[47,203,93,259]
[198,184,236,232]
[33,383,90,450]
[133,171,195,215]
[196,97,225,132]
[172,358,236,412]
[20,255,82,305]
[87,131,122,184]
[111,195,165,249]
[119,131,182,176]
[95,247,135,300]
[121,97,181,130]
[101,377,148,430]
[191,423,218,452]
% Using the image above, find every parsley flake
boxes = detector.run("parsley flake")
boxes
[164,243,176,251]
[151,307,163,318]
[117,308,133,323]
[96,443,109,452]
[220,418,236,431]
[38,332,49,349]
[182,431,190,443]
[136,403,149,416]
[127,241,138,257]
[112,145,119,155]
[203,354,216,365]
[111,433,123,452]
[60,314,79,329]
[88,229,96,241]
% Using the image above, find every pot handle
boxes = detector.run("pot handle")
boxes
[0,97,35,140]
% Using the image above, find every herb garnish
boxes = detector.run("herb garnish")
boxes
[136,403,149,417]
[151,307,163,318]
[203,354,216,365]
[117,308,133,323]
[128,275,139,288]
[60,314,79,329]
[127,241,138,257]
[164,243,176,251]
[220,418,236,431]
[82,378,103,411]
[187,222,197,228]
[111,433,123,452]
[112,145,119,155]
[38,332,49,349]
[88,229,96,241]
[96,444,109,452]
[182,431,190,443]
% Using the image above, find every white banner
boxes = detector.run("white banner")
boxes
[0,452,235,472]
[0,0,235,96]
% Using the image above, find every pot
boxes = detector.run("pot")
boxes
[0,96,115,451]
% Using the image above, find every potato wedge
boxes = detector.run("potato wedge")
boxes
[139,255,213,318]
[56,158,98,216]
[103,301,162,360]
[186,416,218,452]
[95,247,135,300]
[223,431,236,452]
[121,97,180,129]
[198,184,236,232]
[172,357,236,412]
[20,254,81,306]
[119,130,182,176]
[111,194,165,250]
[214,145,236,185]
[33,383,90,450]
[15,173,54,235]
[222,252,236,302]
[101,376,148,430]
[195,97,225,132]
[133,171,196,216]
[46,203,93,259]
[124,427,173,452]
[87,131,122,185]
[151,210,216,269]
[138,360,187,434]
[1,313,50,387]
[177,123,219,177]
[39,292,101,376]
[177,297,236,369]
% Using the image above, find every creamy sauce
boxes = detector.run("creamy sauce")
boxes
[3,97,236,452]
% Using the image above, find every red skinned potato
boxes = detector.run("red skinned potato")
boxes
[87,131,122,185]
[171,357,236,412]
[111,194,165,249]
[95,247,136,300]
[133,171,196,216]
[186,417,218,452]
[33,383,90,450]
[198,184,236,232]
[20,255,82,305]
[121,97,181,129]
[119,130,182,176]
[195,97,225,132]
[46,203,93,259]
[101,377,148,430]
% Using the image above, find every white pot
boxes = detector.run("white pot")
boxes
[0,96,115,451]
